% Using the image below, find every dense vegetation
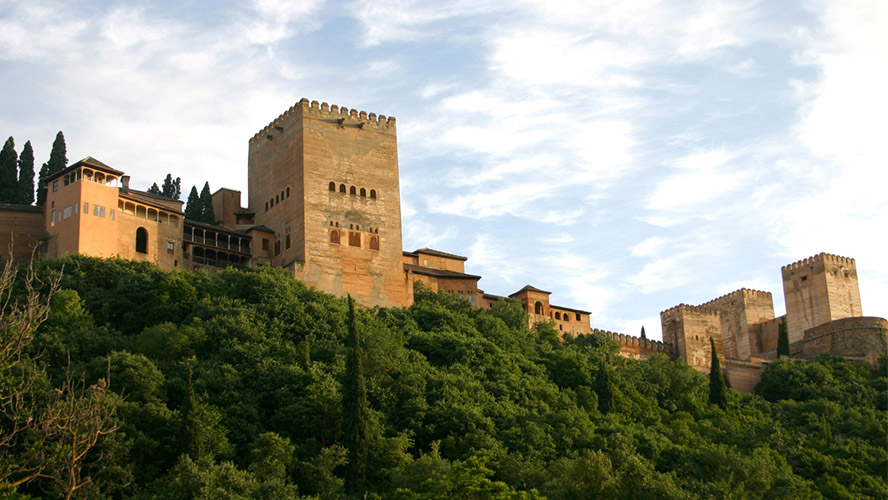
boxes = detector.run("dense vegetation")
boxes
[3,255,886,499]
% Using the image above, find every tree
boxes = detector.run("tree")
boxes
[777,317,789,358]
[17,141,34,205]
[46,131,67,175]
[36,162,50,206]
[342,296,369,495]
[184,186,201,221]
[198,182,214,223]
[708,337,727,408]
[162,174,182,200]
[640,326,647,340]
[147,183,162,195]
[595,363,614,414]
[0,137,17,203]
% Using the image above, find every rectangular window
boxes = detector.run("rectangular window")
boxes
[83,202,89,213]
[262,238,269,251]
[285,234,291,249]
[110,209,115,220]
[167,241,175,254]
[576,313,581,321]
[275,241,281,256]
[74,203,78,215]
[52,181,59,192]
[94,205,105,218]
[63,206,72,219]
[348,231,361,247]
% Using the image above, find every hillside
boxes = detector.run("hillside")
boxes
[2,255,886,499]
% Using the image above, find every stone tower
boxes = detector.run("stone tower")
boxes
[247,99,407,307]
[781,253,862,343]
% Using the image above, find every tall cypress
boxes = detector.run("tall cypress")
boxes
[595,363,614,414]
[708,337,727,408]
[640,325,647,340]
[162,174,181,200]
[342,296,369,495]
[0,137,17,203]
[46,131,67,175]
[36,162,50,206]
[147,183,162,195]
[17,140,34,204]
[199,182,214,224]
[184,186,201,220]
[777,317,789,358]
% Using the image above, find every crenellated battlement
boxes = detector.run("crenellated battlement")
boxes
[660,303,720,317]
[700,288,772,308]
[593,329,672,352]
[250,98,397,143]
[782,252,855,272]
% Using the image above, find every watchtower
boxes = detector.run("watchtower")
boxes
[781,253,862,343]
[247,99,407,307]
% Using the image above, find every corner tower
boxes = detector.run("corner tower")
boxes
[248,99,407,307]
[781,253,862,343]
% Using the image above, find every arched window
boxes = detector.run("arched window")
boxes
[369,189,376,199]
[369,236,379,250]
[329,182,335,191]
[348,231,361,247]
[534,301,543,315]
[136,227,148,254]
[360,188,366,197]
[349,186,357,195]
[330,230,340,244]
[339,184,346,193]
[555,312,561,320]
[286,187,290,197]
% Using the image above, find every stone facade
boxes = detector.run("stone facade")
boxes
[662,253,886,391]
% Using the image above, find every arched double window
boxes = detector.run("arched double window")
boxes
[136,227,148,254]
[534,301,544,315]
[369,236,379,250]
[330,230,340,244]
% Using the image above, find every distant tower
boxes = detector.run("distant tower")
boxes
[660,304,724,374]
[248,99,407,307]
[781,253,862,343]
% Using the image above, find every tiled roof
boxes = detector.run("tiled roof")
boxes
[404,263,480,280]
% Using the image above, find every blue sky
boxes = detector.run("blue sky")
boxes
[1,0,885,340]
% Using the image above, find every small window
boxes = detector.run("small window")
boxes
[276,194,279,203]
[329,182,335,191]
[801,276,808,281]
[83,202,89,213]
[110,209,115,220]
[534,301,543,315]
[555,312,561,320]
[167,241,175,254]
[348,231,360,247]
[94,205,105,218]
[52,180,59,192]
[136,227,148,254]
[339,184,346,193]
[360,188,366,197]
[74,203,78,215]
[330,230,340,244]
[275,241,281,256]
[280,190,285,200]
[350,186,356,195]
[369,189,376,199]
[262,238,269,250]
[285,234,291,249]
[369,236,379,250]
[576,313,581,321]
[63,206,72,219]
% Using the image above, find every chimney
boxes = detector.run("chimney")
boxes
[121,175,130,189]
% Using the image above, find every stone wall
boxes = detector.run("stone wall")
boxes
[660,304,724,373]
[700,288,775,359]
[597,329,673,360]
[782,253,861,343]
[798,316,887,365]
[0,204,44,261]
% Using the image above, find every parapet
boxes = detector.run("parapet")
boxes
[700,288,772,309]
[781,252,855,273]
[593,329,672,352]
[660,303,720,318]
[250,97,396,143]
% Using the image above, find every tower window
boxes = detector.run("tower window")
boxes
[350,186,356,195]
[360,188,366,197]
[369,236,379,250]
[369,189,376,199]
[348,231,360,247]
[329,182,335,191]
[340,184,346,193]
[534,301,543,315]
[136,227,148,254]
[330,230,340,245]
[555,312,561,320]
[285,234,291,249]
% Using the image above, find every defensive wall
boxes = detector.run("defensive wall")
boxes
[594,329,673,360]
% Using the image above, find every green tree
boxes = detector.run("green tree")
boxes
[46,131,67,175]
[0,137,17,203]
[708,337,727,408]
[640,326,647,340]
[342,296,369,495]
[16,140,34,205]
[777,317,789,358]
[147,183,162,195]
[199,182,215,223]
[36,162,50,206]
[595,363,615,414]
[162,174,182,200]
[184,186,201,220]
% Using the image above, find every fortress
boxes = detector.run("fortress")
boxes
[1,99,884,391]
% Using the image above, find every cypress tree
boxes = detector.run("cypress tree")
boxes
[36,162,49,206]
[199,182,215,223]
[342,296,369,495]
[46,131,67,175]
[17,140,34,204]
[184,186,201,220]
[595,363,614,414]
[162,174,181,200]
[0,137,17,203]
[147,183,162,195]
[777,317,789,358]
[640,325,647,340]
[708,337,727,408]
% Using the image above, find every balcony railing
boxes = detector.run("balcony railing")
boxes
[183,232,251,254]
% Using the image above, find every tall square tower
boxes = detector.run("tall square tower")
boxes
[248,99,407,307]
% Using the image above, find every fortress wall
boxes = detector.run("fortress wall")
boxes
[701,289,774,360]
[756,315,784,354]
[725,358,767,393]
[660,304,723,373]
[798,316,887,366]
[596,329,673,360]
[0,205,44,261]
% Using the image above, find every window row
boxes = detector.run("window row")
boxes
[552,311,582,321]
[265,186,291,212]
[52,168,119,193]
[329,229,379,250]
[327,221,380,234]
[51,203,114,226]
[328,182,377,199]
[118,200,180,227]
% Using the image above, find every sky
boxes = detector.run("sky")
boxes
[1,0,885,341]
